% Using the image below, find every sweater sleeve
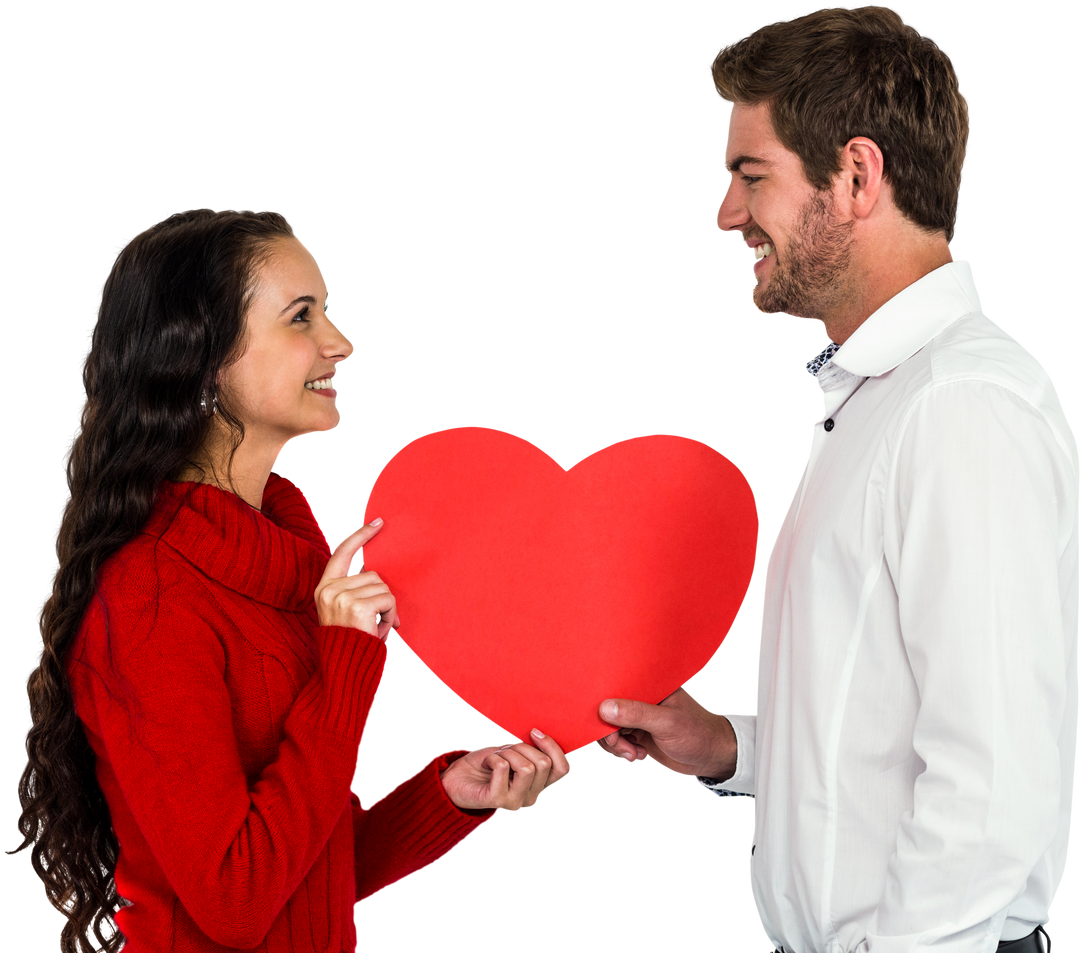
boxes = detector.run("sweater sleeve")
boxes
[71,592,386,950]
[351,751,492,901]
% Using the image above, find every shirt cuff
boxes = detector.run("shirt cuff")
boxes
[697,776,753,797]
[695,704,756,795]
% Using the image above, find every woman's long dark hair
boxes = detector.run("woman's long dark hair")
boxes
[15,209,295,953]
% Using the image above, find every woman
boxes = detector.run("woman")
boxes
[16,209,567,953]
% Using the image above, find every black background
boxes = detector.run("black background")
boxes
[8,7,1071,950]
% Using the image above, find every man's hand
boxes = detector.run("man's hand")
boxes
[441,728,569,811]
[597,688,738,780]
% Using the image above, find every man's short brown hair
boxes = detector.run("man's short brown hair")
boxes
[712,7,967,241]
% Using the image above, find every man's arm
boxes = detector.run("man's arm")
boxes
[866,380,1076,951]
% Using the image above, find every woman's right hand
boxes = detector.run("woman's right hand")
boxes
[315,519,399,640]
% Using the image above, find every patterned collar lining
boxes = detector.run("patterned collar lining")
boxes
[803,339,842,380]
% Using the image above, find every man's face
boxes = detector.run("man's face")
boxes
[718,102,853,321]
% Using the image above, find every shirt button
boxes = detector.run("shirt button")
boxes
[823,418,835,432]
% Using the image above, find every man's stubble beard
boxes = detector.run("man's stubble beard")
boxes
[754,190,855,321]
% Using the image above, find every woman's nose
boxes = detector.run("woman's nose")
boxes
[321,318,353,361]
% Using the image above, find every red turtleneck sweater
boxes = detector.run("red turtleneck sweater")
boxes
[69,475,488,952]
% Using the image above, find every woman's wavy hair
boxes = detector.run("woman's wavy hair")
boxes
[712,6,968,241]
[15,209,294,953]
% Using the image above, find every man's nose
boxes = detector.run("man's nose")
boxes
[717,181,750,231]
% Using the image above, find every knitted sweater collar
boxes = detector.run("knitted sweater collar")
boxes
[146,474,331,611]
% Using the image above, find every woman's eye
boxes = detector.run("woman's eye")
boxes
[292,307,310,324]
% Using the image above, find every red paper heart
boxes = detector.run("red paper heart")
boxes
[364,428,756,752]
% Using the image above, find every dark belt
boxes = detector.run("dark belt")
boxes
[774,926,1050,953]
[998,926,1050,952]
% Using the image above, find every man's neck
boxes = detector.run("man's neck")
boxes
[825,239,954,343]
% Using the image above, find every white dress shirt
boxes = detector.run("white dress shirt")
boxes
[715,262,1078,953]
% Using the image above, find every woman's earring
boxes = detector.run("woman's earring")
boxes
[200,391,218,418]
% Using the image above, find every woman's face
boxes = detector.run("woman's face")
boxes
[220,237,353,451]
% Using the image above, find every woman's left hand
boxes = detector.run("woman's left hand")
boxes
[441,728,569,811]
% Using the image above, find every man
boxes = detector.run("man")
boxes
[598,9,1077,953]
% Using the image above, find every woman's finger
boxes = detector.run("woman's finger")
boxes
[318,585,398,635]
[501,743,552,803]
[330,570,390,591]
[328,570,401,631]
[528,729,569,785]
[482,752,512,805]
[324,520,384,579]
[497,746,539,776]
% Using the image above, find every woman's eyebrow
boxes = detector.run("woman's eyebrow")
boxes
[279,295,317,315]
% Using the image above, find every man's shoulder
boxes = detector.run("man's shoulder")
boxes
[894,313,1080,466]
[926,313,1049,398]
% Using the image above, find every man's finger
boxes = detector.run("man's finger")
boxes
[598,697,670,732]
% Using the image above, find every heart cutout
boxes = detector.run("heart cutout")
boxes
[364,428,756,752]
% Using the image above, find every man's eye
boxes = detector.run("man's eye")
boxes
[742,175,762,185]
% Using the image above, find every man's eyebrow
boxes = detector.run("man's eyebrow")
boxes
[726,154,768,173]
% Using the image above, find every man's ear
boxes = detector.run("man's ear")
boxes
[837,136,885,220]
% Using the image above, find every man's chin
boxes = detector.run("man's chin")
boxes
[751,287,777,317]
[756,289,812,324]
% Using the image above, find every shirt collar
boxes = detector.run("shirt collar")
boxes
[828,261,982,378]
